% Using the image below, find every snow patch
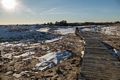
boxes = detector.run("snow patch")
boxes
[0,42,28,47]
[14,52,35,58]
[45,37,63,43]
[80,26,97,32]
[36,28,50,32]
[55,28,75,35]
[81,28,92,32]
[101,26,120,36]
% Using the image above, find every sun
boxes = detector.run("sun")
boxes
[1,0,17,11]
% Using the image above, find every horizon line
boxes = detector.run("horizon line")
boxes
[0,21,120,25]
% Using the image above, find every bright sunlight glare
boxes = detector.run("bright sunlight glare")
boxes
[1,0,17,11]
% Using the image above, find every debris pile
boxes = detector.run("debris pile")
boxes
[0,33,84,80]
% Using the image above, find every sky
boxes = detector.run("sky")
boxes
[0,0,120,24]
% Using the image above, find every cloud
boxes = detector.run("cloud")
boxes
[23,7,36,15]
[39,8,57,15]
[39,8,71,15]
[47,8,57,12]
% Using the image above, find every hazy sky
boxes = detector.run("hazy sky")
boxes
[0,0,120,24]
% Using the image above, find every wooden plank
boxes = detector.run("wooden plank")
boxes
[80,32,120,80]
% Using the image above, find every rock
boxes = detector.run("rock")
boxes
[20,71,30,77]
[0,62,3,66]
[2,53,13,59]
[14,62,24,71]
[5,71,13,75]
[13,73,21,78]
[7,66,15,71]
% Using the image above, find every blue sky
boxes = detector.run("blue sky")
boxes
[0,0,120,24]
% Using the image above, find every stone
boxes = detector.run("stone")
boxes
[13,73,21,78]
[5,71,13,75]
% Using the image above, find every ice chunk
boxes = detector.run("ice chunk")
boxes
[35,51,72,71]
[81,51,85,58]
